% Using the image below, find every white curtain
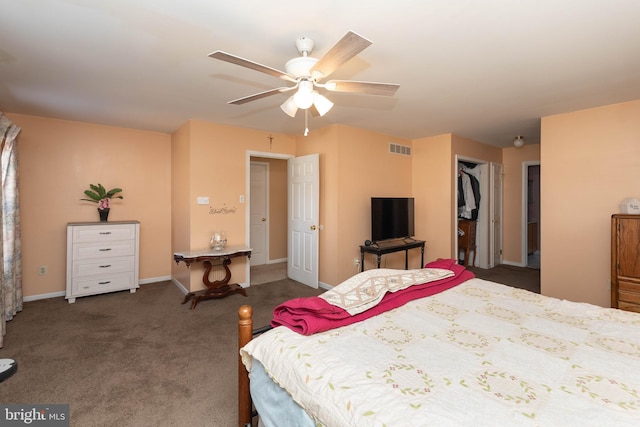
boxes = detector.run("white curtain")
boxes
[0,112,22,348]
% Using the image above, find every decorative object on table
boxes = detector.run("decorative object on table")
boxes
[210,231,227,250]
[619,197,640,214]
[81,183,123,222]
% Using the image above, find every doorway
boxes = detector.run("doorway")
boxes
[455,158,487,268]
[246,152,291,285]
[245,151,320,289]
[524,162,540,269]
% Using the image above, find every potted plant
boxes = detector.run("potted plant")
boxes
[81,183,123,222]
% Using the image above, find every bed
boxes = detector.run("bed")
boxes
[237,259,640,427]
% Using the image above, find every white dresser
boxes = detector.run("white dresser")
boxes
[66,221,140,303]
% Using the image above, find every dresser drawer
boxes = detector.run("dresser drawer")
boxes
[618,301,640,313]
[72,256,135,278]
[73,240,135,260]
[618,279,640,293]
[72,273,136,296]
[72,224,136,243]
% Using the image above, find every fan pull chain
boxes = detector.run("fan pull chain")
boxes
[304,109,309,136]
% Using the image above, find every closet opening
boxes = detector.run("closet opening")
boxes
[454,157,495,269]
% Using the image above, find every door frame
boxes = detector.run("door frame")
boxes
[521,161,541,267]
[454,155,490,268]
[489,162,504,268]
[249,161,269,266]
[245,151,294,285]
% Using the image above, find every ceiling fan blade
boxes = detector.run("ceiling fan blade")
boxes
[325,80,400,96]
[310,31,372,80]
[228,86,296,105]
[209,51,296,82]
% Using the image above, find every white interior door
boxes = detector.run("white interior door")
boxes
[250,162,268,266]
[490,162,503,267]
[288,154,319,288]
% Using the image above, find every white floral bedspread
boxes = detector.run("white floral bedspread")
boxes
[241,278,640,426]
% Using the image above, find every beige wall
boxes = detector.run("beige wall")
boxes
[501,144,541,264]
[294,124,414,285]
[172,120,296,291]
[541,99,640,307]
[12,113,172,298]
[15,97,639,304]
[335,125,414,277]
[412,134,503,263]
[170,121,191,289]
[412,134,454,261]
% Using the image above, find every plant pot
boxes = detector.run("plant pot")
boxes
[98,208,110,222]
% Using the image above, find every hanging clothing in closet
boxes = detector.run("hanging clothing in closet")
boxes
[458,163,481,220]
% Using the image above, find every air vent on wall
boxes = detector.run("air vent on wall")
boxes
[389,143,411,156]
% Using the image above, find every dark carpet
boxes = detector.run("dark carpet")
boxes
[468,264,541,294]
[0,279,322,427]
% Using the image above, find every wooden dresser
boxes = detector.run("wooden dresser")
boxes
[458,219,477,267]
[66,221,140,303]
[611,214,640,312]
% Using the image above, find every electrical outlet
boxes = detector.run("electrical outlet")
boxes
[354,258,360,267]
[38,265,48,276]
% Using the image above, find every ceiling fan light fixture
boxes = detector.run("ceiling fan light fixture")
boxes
[313,92,334,116]
[285,56,318,78]
[280,96,298,117]
[513,136,524,148]
[293,80,314,109]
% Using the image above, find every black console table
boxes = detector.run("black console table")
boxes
[359,239,426,272]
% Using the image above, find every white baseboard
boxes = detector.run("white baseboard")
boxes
[24,276,175,302]
[319,281,332,290]
[23,291,66,302]
[140,275,171,285]
[501,260,527,268]
[171,277,189,295]
[267,258,287,264]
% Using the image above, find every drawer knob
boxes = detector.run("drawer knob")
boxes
[98,281,111,285]
[99,248,112,252]
[99,232,112,235]
[99,265,112,268]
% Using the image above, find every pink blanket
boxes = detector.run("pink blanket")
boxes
[271,259,474,335]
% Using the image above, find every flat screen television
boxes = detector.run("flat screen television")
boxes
[371,197,415,242]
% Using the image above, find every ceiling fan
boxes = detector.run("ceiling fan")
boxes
[208,31,400,122]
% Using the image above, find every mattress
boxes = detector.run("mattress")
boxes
[242,278,640,426]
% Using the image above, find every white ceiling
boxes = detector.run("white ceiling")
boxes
[2,1,640,147]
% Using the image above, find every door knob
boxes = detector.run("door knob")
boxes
[261,218,266,222]
[310,225,317,230]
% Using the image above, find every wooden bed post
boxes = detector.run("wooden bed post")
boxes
[238,305,253,427]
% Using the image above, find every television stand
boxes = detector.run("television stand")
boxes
[360,239,425,272]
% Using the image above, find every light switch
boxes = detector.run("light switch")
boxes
[197,197,209,205]
[239,195,245,203]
